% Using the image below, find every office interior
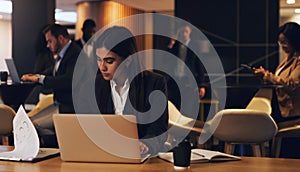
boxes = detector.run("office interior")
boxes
[0,0,300,159]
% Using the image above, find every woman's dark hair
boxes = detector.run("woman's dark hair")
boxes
[94,26,144,108]
[279,22,300,51]
[94,26,138,59]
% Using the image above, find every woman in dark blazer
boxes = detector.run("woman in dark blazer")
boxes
[94,26,168,155]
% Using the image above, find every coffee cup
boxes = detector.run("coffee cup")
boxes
[173,139,191,169]
[0,71,8,82]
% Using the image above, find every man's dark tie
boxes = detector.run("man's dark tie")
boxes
[53,56,61,76]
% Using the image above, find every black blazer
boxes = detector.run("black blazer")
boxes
[95,71,169,155]
[74,39,83,49]
[168,40,205,87]
[43,42,81,113]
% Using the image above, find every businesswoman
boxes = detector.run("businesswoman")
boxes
[254,22,300,126]
[94,26,168,155]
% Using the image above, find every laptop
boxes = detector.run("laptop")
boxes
[5,58,33,83]
[53,114,150,163]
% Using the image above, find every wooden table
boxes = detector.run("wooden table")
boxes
[0,147,299,172]
[0,82,36,111]
[0,156,299,172]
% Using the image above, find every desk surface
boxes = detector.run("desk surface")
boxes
[0,147,299,172]
[0,82,36,110]
[0,156,299,172]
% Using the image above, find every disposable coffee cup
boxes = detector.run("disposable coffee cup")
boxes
[173,140,191,169]
[0,71,8,82]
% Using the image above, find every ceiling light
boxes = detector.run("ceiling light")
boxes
[55,11,77,23]
[295,8,300,13]
[287,0,296,4]
[55,8,63,13]
[0,0,12,14]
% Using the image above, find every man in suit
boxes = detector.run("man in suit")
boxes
[167,24,206,112]
[22,24,81,114]
[74,19,96,49]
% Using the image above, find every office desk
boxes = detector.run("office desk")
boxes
[0,156,299,172]
[0,147,299,172]
[0,82,35,110]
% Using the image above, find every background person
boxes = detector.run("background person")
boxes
[166,23,206,113]
[254,22,300,124]
[74,19,97,49]
[25,25,55,106]
[21,24,81,114]
[253,22,300,158]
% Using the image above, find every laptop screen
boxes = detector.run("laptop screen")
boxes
[5,58,21,83]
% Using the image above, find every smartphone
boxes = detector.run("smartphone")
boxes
[241,64,254,71]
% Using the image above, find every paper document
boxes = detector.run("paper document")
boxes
[0,106,40,161]
[158,149,241,163]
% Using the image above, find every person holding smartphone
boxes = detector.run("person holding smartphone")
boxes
[254,22,300,125]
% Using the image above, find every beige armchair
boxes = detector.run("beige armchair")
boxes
[167,101,204,148]
[272,121,300,158]
[28,94,58,147]
[210,109,277,156]
[28,94,54,117]
[0,104,16,145]
[208,88,277,157]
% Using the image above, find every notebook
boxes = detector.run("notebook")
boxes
[5,58,33,83]
[158,149,241,163]
[53,114,150,163]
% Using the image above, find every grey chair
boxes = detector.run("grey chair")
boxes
[271,120,300,157]
[209,109,277,156]
[208,88,277,157]
[0,104,16,145]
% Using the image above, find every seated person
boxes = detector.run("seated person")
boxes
[93,26,168,155]
[253,21,300,158]
[254,22,300,124]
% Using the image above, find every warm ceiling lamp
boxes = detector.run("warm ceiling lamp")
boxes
[0,0,12,14]
[295,8,300,13]
[287,0,296,4]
